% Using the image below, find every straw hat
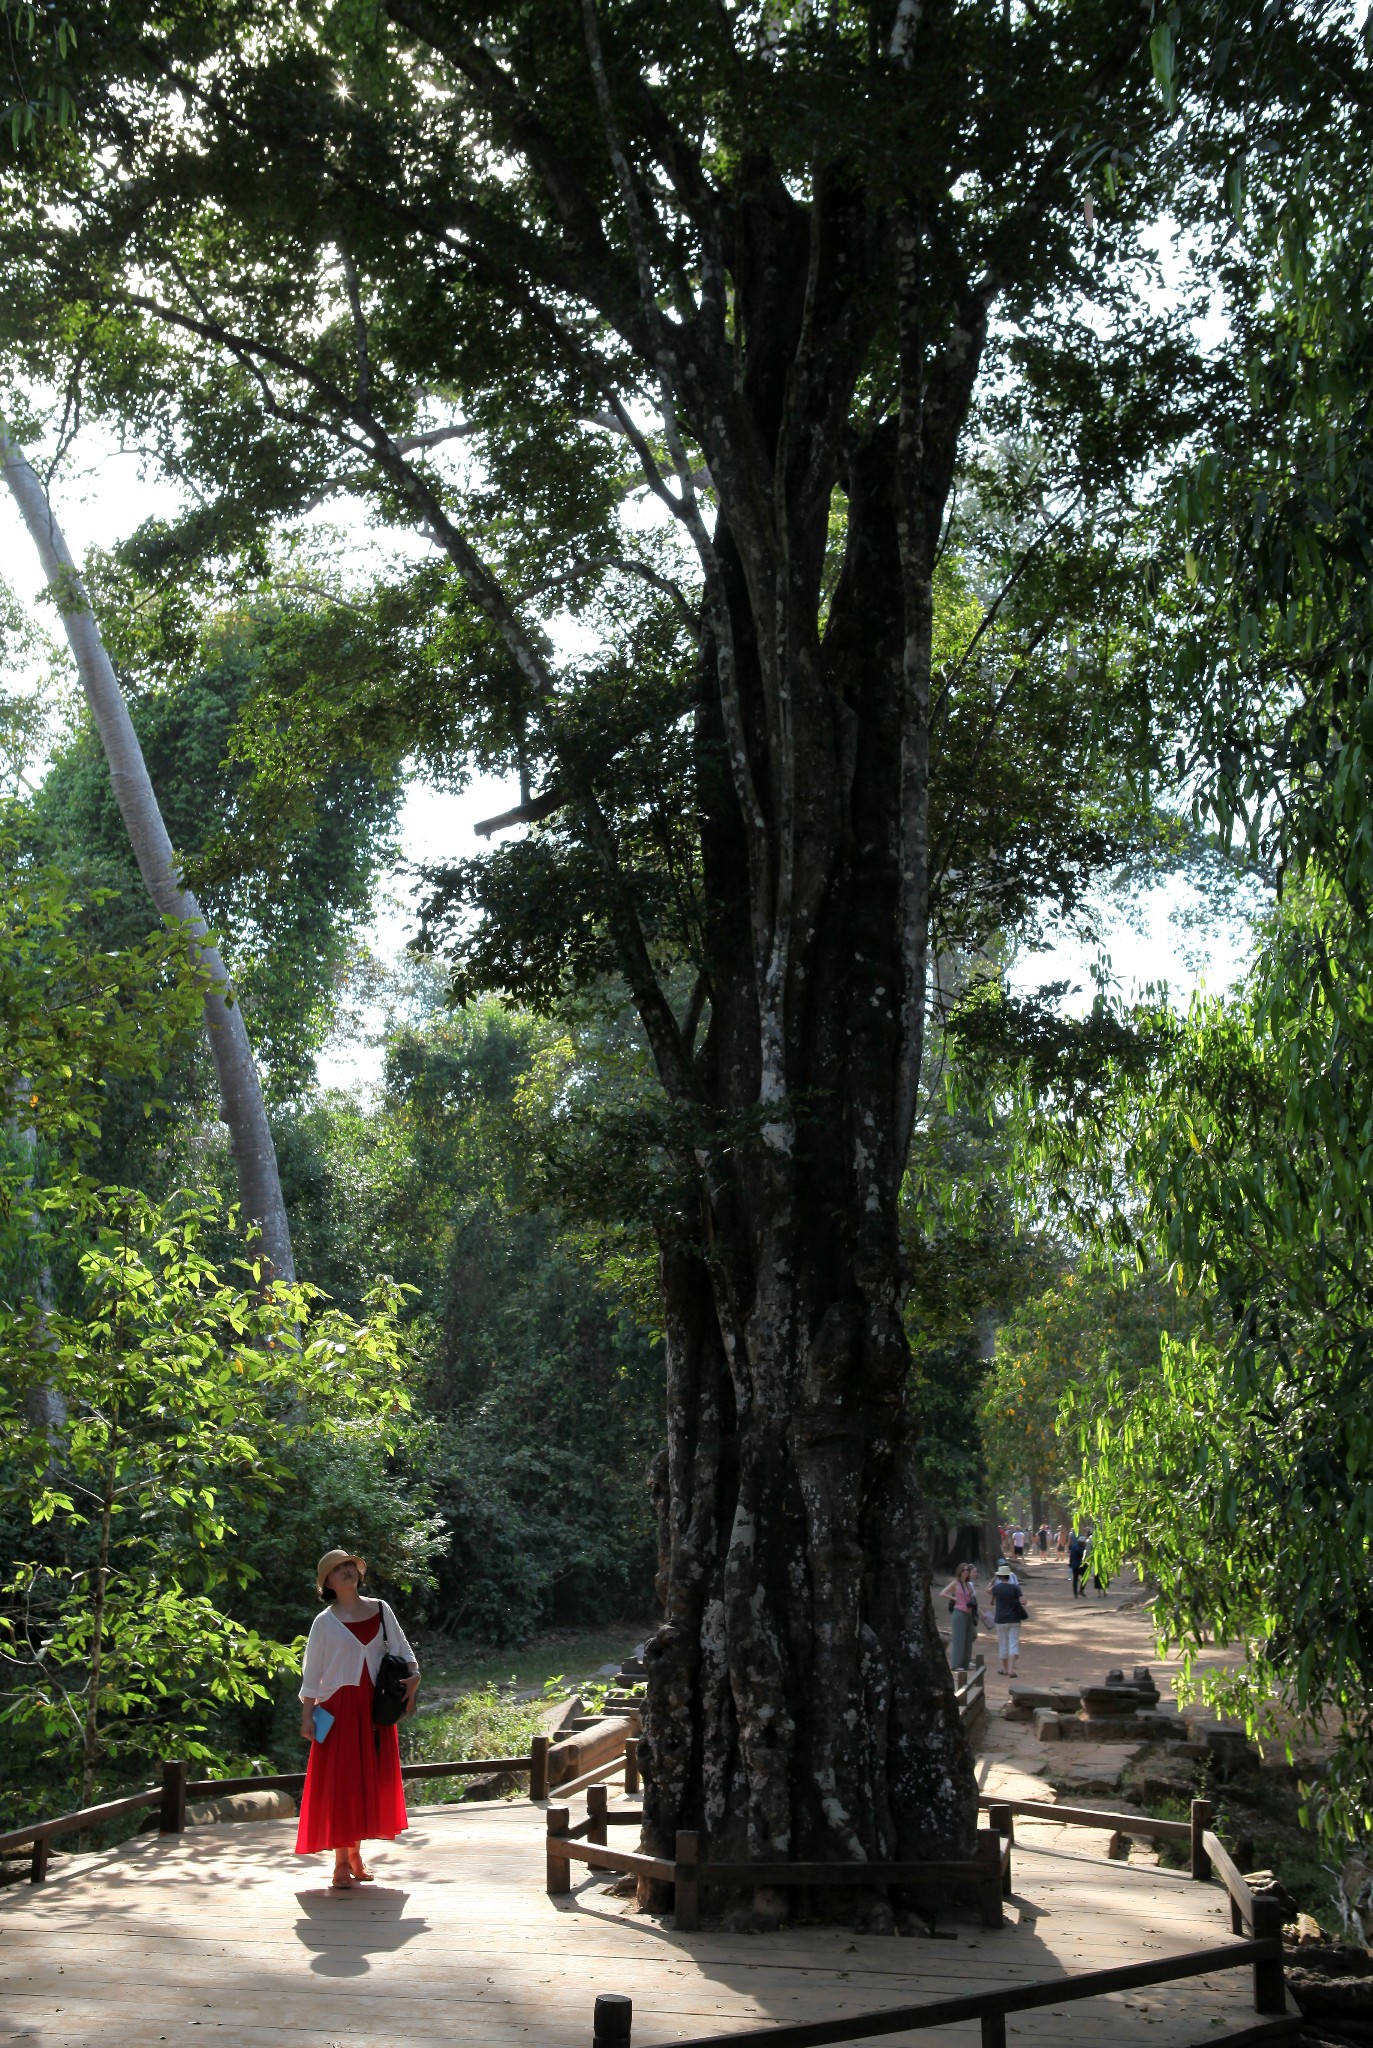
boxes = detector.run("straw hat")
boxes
[993,1563,1013,1580]
[316,1549,366,1596]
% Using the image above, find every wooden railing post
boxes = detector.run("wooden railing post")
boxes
[986,1804,1014,1899]
[592,1991,632,2046]
[624,1735,640,1795]
[1251,1896,1288,2015]
[28,1835,49,1884]
[588,1783,609,1848]
[980,2014,1007,2048]
[159,1758,188,1836]
[975,1828,1004,1928]
[1190,1799,1212,1882]
[529,1734,550,1803]
[674,1830,700,1932]
[547,1805,572,1896]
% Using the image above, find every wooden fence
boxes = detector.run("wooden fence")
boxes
[953,1659,986,1732]
[580,1938,1289,2047]
[1,1719,641,1884]
[548,1785,1011,1932]
[554,1789,1292,2036]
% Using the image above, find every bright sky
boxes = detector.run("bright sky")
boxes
[1,428,1258,1094]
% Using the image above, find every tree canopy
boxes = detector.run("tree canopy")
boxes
[3,0,1372,1900]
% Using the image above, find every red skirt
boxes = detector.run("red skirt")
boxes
[295,1663,408,1852]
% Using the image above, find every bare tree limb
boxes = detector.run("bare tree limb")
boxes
[474,787,565,838]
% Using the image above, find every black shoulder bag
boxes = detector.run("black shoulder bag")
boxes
[371,1605,411,1728]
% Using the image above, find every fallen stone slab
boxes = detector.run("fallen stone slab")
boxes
[1285,1943,1373,2026]
[189,1790,297,1825]
[1033,1709,1063,1742]
[1008,1686,1064,1712]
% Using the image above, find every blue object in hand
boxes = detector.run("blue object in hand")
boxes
[312,1704,334,1743]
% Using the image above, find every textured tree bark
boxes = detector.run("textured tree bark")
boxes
[0,428,295,1282]
[635,294,980,1920]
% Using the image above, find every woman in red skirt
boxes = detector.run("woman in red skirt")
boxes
[296,1549,420,1888]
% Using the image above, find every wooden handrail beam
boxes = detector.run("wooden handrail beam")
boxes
[0,1786,160,1856]
[625,1938,1284,2047]
[1203,1829,1264,1935]
[976,1794,1191,1843]
[547,1838,675,1885]
[551,1753,639,1801]
[11,1742,558,1879]
[695,1856,998,1886]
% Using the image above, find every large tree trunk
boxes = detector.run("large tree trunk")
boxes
[0,429,295,1282]
[635,221,983,1919]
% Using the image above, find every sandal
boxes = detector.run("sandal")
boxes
[348,1859,375,1881]
[331,1870,357,1889]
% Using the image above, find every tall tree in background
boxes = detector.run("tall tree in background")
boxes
[1,0,1360,1910]
[0,434,295,1280]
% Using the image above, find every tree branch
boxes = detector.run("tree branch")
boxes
[474,786,565,838]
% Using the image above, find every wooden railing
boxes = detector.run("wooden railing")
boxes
[555,1788,1292,2036]
[2,1731,572,1884]
[954,1660,986,1730]
[4,1712,645,1885]
[548,1788,1011,1932]
[580,1938,1288,2047]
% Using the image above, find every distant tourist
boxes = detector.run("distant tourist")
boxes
[1067,1527,1087,1598]
[939,1562,979,1675]
[296,1550,421,1889]
[1054,1525,1068,1559]
[1091,1541,1110,1597]
[989,1563,1027,1677]
[1012,1527,1026,1561]
[1036,1522,1049,1555]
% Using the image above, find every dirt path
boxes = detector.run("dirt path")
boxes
[969,1550,1242,1712]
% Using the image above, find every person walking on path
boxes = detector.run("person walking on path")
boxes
[1054,1524,1067,1559]
[296,1550,421,1889]
[1012,1526,1026,1563]
[989,1562,1027,1677]
[1067,1527,1088,1598]
[939,1562,979,1675]
[1036,1523,1049,1556]
[1090,1538,1110,1597]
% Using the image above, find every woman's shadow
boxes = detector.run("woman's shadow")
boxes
[293,1887,428,1975]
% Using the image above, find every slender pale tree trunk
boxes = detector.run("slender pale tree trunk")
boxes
[0,428,295,1281]
[81,1457,116,1809]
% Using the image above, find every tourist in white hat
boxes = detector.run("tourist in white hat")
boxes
[989,1562,1028,1677]
[295,1550,420,1888]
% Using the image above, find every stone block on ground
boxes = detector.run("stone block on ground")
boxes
[1243,1869,1298,1918]
[1285,1944,1373,2025]
[1133,1709,1184,1738]
[1131,1759,1201,1806]
[1008,1686,1065,1712]
[1081,1684,1149,1717]
[1198,1721,1253,1772]
[187,1790,297,1825]
[1033,1709,1063,1742]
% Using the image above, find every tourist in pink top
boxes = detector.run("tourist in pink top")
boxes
[938,1562,979,1674]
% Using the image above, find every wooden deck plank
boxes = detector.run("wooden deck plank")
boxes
[0,1803,1279,2048]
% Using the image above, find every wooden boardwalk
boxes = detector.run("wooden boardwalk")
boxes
[0,1798,1289,2047]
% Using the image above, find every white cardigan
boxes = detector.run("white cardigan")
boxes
[298,1600,419,1703]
